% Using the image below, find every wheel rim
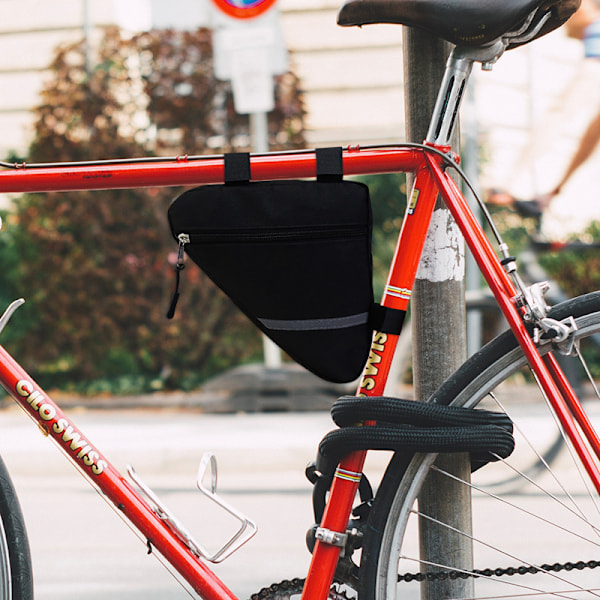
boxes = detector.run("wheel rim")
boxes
[0,516,12,599]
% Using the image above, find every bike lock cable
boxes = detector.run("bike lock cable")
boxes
[315,396,515,477]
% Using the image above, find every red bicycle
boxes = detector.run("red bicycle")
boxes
[0,1,597,600]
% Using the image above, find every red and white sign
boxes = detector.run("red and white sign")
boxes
[211,0,277,20]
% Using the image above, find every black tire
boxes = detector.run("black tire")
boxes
[360,291,600,600]
[0,456,33,600]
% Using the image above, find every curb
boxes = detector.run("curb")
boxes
[16,363,356,413]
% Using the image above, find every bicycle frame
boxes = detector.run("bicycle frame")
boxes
[0,50,598,600]
[0,143,598,600]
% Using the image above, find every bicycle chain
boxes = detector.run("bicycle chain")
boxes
[399,559,600,582]
[246,560,600,597]
[249,578,305,600]
[249,578,355,600]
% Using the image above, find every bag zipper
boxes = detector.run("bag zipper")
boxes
[166,233,190,319]
[180,224,367,244]
[177,233,190,263]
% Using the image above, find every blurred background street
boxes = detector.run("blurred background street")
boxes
[0,402,390,600]
[0,404,328,599]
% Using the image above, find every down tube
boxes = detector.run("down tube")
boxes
[301,165,441,600]
[0,345,239,600]
[428,156,600,490]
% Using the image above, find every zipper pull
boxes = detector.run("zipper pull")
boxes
[176,233,189,267]
[166,234,189,319]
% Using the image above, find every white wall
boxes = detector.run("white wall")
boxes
[0,0,114,157]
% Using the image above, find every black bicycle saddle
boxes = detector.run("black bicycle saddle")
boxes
[337,0,580,48]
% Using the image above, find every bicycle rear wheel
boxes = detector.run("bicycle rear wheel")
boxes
[360,291,600,600]
[0,456,32,600]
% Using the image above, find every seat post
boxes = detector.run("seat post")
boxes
[425,41,506,146]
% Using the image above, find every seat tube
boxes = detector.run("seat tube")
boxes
[380,163,443,312]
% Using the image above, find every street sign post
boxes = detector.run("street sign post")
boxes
[210,0,288,366]
[211,0,287,114]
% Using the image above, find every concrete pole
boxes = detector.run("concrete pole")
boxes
[403,28,473,599]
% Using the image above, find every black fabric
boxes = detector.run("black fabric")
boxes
[369,304,406,335]
[224,152,251,184]
[316,147,343,182]
[168,158,375,383]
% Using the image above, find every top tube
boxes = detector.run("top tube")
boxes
[0,146,426,194]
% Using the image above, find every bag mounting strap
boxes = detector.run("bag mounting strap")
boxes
[370,304,406,336]
[223,147,345,184]
[224,152,251,184]
[315,147,343,182]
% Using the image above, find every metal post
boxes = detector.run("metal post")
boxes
[463,83,484,356]
[250,112,283,369]
[82,0,92,76]
[403,28,473,599]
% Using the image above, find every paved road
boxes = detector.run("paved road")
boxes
[0,406,385,600]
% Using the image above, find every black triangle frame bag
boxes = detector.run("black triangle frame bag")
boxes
[168,148,402,384]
